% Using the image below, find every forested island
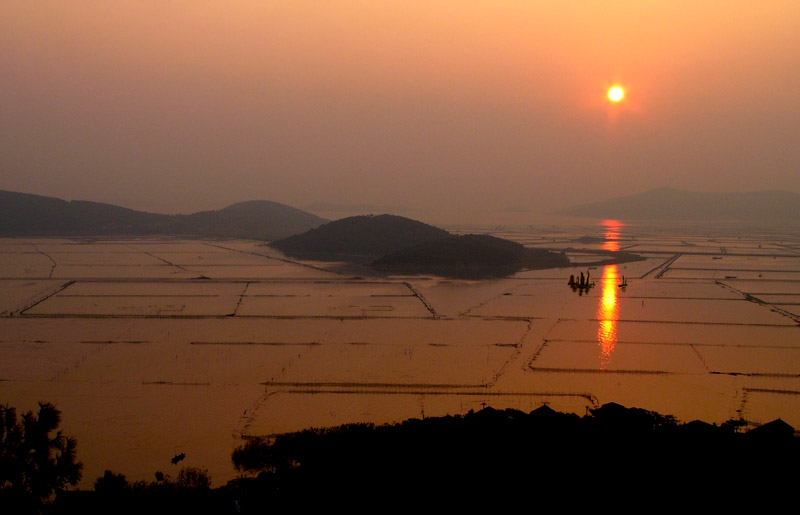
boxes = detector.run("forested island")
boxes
[269,214,614,278]
[372,233,570,277]
[268,214,450,262]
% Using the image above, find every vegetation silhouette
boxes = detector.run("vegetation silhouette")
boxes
[57,466,217,514]
[226,403,800,508]
[0,402,82,513]
[32,401,800,512]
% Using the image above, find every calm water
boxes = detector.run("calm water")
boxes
[1,218,799,485]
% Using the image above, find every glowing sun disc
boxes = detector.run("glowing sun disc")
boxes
[608,86,624,102]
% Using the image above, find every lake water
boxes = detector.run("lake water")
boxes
[1,218,798,486]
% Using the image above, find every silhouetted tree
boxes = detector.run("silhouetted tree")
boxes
[0,402,82,512]
[94,470,129,496]
[176,467,211,490]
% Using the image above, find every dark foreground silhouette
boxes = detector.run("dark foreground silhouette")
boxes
[42,403,800,513]
[0,403,82,514]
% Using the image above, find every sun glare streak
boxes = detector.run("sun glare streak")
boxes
[597,220,623,366]
[597,264,620,366]
[601,219,622,252]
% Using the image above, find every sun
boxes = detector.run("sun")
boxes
[608,86,624,102]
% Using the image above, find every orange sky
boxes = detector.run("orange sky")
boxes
[2,1,799,221]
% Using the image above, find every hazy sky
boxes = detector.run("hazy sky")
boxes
[2,1,799,222]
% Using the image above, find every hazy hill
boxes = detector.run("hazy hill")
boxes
[0,190,325,240]
[373,233,569,278]
[558,187,800,222]
[180,200,327,241]
[268,214,450,263]
[0,190,180,236]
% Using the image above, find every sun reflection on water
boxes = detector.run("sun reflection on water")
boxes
[597,264,619,366]
[601,219,622,252]
[597,220,623,366]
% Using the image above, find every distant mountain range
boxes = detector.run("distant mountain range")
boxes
[0,190,326,240]
[558,188,800,223]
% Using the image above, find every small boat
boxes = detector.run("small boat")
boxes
[568,271,596,294]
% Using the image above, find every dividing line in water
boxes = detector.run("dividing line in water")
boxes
[230,281,251,316]
[15,280,75,316]
[403,281,438,319]
[717,281,800,325]
[31,243,57,279]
